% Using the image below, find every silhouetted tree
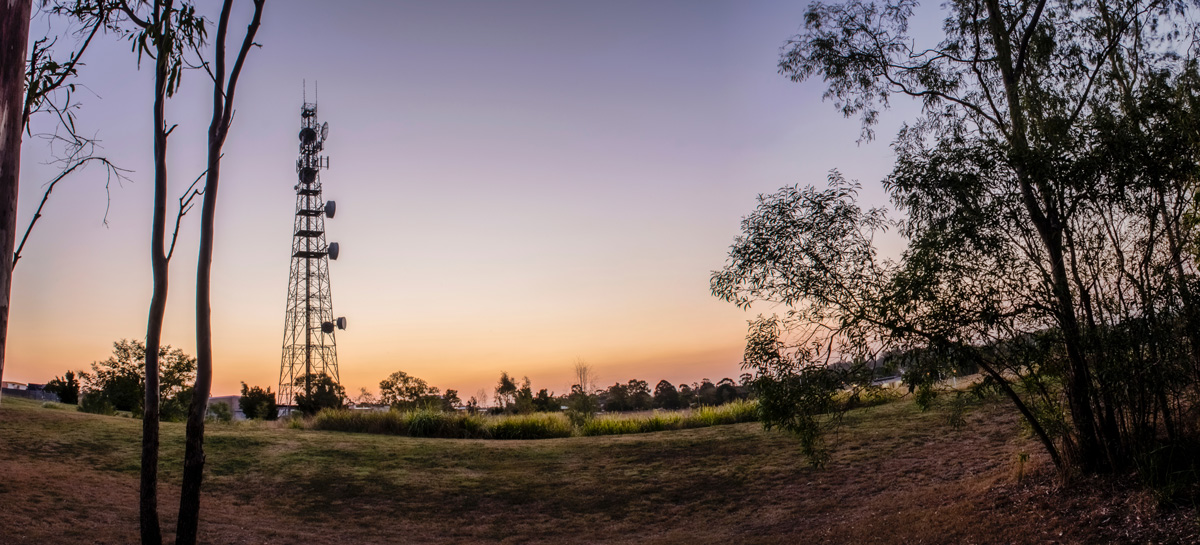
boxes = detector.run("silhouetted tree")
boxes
[83,339,195,417]
[441,389,461,412]
[514,377,534,414]
[379,370,437,410]
[715,0,1200,472]
[238,383,277,420]
[652,380,681,410]
[294,373,345,416]
[716,378,740,404]
[532,388,557,412]
[626,379,652,411]
[677,383,696,408]
[695,379,719,406]
[565,384,598,425]
[495,371,517,411]
[45,370,81,405]
[179,1,266,542]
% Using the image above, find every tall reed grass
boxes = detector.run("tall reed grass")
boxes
[579,399,759,436]
[312,399,759,440]
[312,408,573,439]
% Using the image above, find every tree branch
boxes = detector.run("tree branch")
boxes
[12,156,130,269]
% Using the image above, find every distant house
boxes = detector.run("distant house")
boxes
[2,381,60,402]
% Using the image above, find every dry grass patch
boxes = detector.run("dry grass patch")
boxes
[1,394,1195,543]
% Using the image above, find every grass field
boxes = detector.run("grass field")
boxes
[309,400,759,439]
[1,394,1194,544]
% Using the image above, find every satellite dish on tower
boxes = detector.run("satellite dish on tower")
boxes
[336,317,347,330]
[321,321,334,334]
[327,242,340,260]
[325,200,336,218]
[320,122,329,141]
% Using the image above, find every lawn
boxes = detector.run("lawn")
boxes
[0,395,1193,544]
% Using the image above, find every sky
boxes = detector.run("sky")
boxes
[11,0,925,400]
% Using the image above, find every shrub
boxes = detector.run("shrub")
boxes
[580,400,758,437]
[206,402,233,423]
[308,401,757,440]
[488,413,572,440]
[79,391,116,416]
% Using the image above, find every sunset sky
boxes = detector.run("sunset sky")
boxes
[11,1,922,400]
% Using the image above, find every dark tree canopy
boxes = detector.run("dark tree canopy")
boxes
[82,339,195,419]
[239,382,277,420]
[45,370,81,405]
[716,0,1200,474]
[294,373,346,416]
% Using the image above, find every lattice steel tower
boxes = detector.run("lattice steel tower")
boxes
[278,97,346,407]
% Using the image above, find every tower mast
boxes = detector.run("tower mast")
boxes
[278,94,346,408]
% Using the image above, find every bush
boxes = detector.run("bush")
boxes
[206,402,233,423]
[579,401,758,436]
[488,413,572,440]
[240,383,278,420]
[79,391,116,416]
[309,401,758,440]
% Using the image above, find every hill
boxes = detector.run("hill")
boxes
[0,395,1193,544]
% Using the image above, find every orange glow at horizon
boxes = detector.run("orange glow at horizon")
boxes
[7,1,909,400]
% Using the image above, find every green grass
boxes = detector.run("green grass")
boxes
[5,388,1172,544]
[580,399,759,436]
[311,400,758,440]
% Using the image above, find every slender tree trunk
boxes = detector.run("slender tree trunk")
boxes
[176,2,263,542]
[982,0,1106,472]
[0,0,33,407]
[141,2,172,543]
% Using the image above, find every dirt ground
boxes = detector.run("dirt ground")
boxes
[1,396,1195,544]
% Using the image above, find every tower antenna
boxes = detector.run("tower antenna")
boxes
[278,90,346,410]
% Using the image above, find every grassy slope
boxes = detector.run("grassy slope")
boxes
[0,396,1192,544]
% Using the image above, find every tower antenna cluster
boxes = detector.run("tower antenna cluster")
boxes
[278,90,346,407]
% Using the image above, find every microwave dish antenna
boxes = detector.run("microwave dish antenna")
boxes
[278,88,348,409]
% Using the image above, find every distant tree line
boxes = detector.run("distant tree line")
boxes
[343,365,754,419]
[46,339,196,420]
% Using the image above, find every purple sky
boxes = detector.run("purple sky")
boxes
[12,1,922,399]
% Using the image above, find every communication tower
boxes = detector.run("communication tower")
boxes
[277,94,346,407]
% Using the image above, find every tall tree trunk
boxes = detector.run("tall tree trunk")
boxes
[982,0,1106,472]
[141,1,173,543]
[176,2,263,542]
[0,0,33,407]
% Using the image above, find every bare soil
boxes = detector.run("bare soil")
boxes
[0,396,1195,544]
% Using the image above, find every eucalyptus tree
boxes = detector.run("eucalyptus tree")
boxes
[0,0,31,405]
[181,0,264,542]
[0,0,119,404]
[714,0,1200,474]
[111,1,207,541]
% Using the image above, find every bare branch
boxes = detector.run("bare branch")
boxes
[165,167,209,262]
[12,156,131,269]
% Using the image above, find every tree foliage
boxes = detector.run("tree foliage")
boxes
[715,0,1200,474]
[45,369,81,405]
[238,382,277,420]
[379,370,439,410]
[294,373,346,416]
[494,371,518,411]
[82,339,195,419]
[652,380,682,410]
